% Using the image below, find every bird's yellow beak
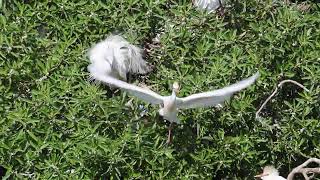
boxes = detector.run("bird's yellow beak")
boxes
[254,173,268,178]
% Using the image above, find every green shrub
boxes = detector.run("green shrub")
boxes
[0,0,319,179]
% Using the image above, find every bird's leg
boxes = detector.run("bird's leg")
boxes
[217,0,225,17]
[166,123,173,144]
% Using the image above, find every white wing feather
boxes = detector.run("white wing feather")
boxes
[89,68,164,105]
[176,72,259,109]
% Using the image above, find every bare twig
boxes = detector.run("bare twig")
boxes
[255,79,309,119]
[287,158,320,180]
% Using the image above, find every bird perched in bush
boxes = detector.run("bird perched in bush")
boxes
[88,67,259,143]
[87,35,150,81]
[255,166,286,180]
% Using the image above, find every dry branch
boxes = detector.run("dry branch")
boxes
[287,158,320,180]
[255,79,309,119]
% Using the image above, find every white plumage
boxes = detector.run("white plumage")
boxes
[255,166,286,180]
[88,67,259,124]
[193,0,223,13]
[87,35,150,81]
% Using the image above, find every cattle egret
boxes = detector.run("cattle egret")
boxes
[89,66,259,142]
[255,166,286,180]
[88,35,150,81]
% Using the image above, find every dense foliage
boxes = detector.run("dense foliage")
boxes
[0,0,319,179]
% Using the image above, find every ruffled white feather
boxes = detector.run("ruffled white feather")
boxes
[255,166,286,180]
[88,35,150,81]
[193,0,223,12]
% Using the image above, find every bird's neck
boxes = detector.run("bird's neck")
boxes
[171,91,176,99]
[166,91,176,108]
[163,91,176,112]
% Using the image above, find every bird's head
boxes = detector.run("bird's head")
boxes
[172,82,180,95]
[254,166,279,179]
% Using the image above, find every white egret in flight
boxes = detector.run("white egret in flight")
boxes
[255,166,286,180]
[88,35,150,81]
[89,65,259,143]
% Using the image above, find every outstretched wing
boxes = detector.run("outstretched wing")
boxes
[89,67,164,105]
[176,72,259,109]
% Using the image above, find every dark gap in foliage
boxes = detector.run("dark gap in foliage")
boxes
[1,74,33,101]
[0,166,7,178]
[172,118,195,146]
[36,23,49,38]
[54,108,67,121]
[235,163,253,179]
[278,70,306,100]
[223,5,251,33]
[130,73,154,85]
[278,83,305,100]
[141,28,161,77]
[104,87,122,99]
[174,123,197,153]
[23,0,31,4]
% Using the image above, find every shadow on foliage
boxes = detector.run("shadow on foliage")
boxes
[0,166,7,178]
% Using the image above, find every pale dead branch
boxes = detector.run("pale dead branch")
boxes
[255,79,309,119]
[287,158,320,180]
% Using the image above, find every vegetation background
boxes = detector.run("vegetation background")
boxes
[0,0,319,179]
